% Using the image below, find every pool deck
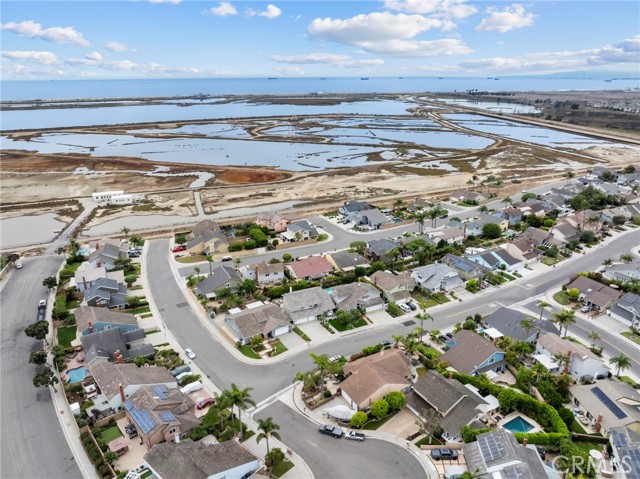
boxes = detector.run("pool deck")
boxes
[60,354,87,383]
[497,411,544,434]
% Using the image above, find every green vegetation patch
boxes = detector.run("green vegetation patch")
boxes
[271,460,295,478]
[99,426,123,444]
[622,331,640,345]
[328,318,367,332]
[553,291,570,305]
[176,255,207,264]
[363,410,399,430]
[239,346,261,359]
[57,326,77,348]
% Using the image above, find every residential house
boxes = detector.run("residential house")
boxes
[602,262,640,283]
[240,262,285,286]
[71,262,125,292]
[280,220,319,242]
[591,166,619,180]
[185,230,229,256]
[449,189,487,204]
[407,370,495,442]
[340,348,412,410]
[534,333,609,382]
[440,330,507,377]
[410,263,463,293]
[503,237,543,265]
[88,240,128,271]
[476,213,510,231]
[610,427,640,479]
[81,327,154,366]
[188,220,221,236]
[256,211,303,232]
[328,282,385,314]
[286,256,333,280]
[282,287,334,325]
[326,251,369,272]
[463,429,559,479]
[550,223,581,245]
[124,385,201,449]
[565,276,622,311]
[599,206,632,224]
[609,293,640,328]
[357,208,390,230]
[406,197,431,214]
[365,238,400,262]
[83,278,128,309]
[442,254,491,280]
[427,226,465,245]
[482,307,558,343]
[89,362,176,413]
[501,207,524,224]
[369,271,415,304]
[593,181,629,197]
[193,266,242,299]
[563,209,603,231]
[467,248,524,272]
[570,380,640,436]
[225,303,290,345]
[75,305,139,336]
[521,227,553,247]
[144,440,261,479]
[338,200,372,217]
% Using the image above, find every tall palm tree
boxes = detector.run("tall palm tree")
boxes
[121,226,130,236]
[493,178,504,196]
[532,362,548,382]
[609,354,631,377]
[228,383,256,441]
[553,353,570,372]
[206,254,214,275]
[427,205,446,228]
[413,210,429,235]
[234,257,242,271]
[565,171,575,185]
[519,318,536,339]
[552,308,576,337]
[256,417,281,454]
[310,353,332,394]
[502,196,513,208]
[194,266,201,279]
[416,313,433,343]
[537,301,550,322]
[393,199,406,211]
[216,390,232,430]
[478,205,489,213]
[588,331,601,347]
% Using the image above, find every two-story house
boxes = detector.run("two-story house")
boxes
[328,282,385,314]
[365,238,400,262]
[75,305,139,336]
[88,240,128,271]
[440,330,507,377]
[410,263,463,293]
[282,286,335,325]
[256,211,303,232]
[369,270,415,304]
[534,332,609,381]
[71,262,125,292]
[609,293,640,329]
[83,277,128,309]
[338,200,372,217]
[442,254,491,281]
[280,220,319,242]
[240,262,285,286]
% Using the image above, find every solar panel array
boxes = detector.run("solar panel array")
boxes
[129,407,158,434]
[610,429,640,478]
[124,399,134,411]
[451,257,474,273]
[591,387,628,419]
[502,465,526,479]
[152,385,168,400]
[159,411,176,422]
[478,434,505,462]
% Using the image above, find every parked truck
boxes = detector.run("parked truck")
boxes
[318,424,343,438]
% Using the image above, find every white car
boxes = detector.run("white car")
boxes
[15,262,23,269]
[398,303,411,313]
[185,348,197,360]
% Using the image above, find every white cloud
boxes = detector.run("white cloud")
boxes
[259,4,282,19]
[1,50,59,65]
[106,41,135,53]
[476,4,535,33]
[358,38,472,57]
[149,0,181,4]
[208,2,237,17]
[338,59,385,68]
[584,35,640,65]
[383,0,477,19]
[1,20,90,46]
[275,66,305,75]
[271,52,384,68]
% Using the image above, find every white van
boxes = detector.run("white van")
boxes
[180,381,203,395]
[221,255,233,262]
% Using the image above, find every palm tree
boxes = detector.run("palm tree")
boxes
[228,383,256,441]
[512,340,533,361]
[234,257,242,271]
[413,210,429,235]
[620,253,634,264]
[519,318,536,338]
[215,390,232,430]
[239,279,257,299]
[602,258,613,268]
[256,417,281,454]
[310,353,332,394]
[416,313,433,343]
[194,266,201,279]
[493,178,504,196]
[609,354,631,377]
[532,362,548,382]
[427,205,446,228]
[537,301,550,322]
[206,254,214,275]
[588,331,601,347]
[393,199,406,211]
[552,308,576,337]
[553,353,570,372]
[121,226,130,236]
[502,196,513,208]
[478,205,489,213]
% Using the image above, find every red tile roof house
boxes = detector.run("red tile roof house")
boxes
[286,256,334,280]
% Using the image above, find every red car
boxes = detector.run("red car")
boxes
[197,397,215,410]
[171,245,187,253]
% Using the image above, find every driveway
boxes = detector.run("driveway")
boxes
[378,408,420,440]
[367,310,396,326]
[278,331,306,350]
[298,321,333,341]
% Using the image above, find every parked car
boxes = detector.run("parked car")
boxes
[128,251,140,258]
[125,424,138,439]
[38,299,47,308]
[398,304,411,313]
[185,348,196,359]
[445,332,454,339]
[176,372,192,385]
[221,255,233,262]
[431,448,459,461]
[407,302,417,311]
[318,424,343,438]
[37,308,45,322]
[345,430,365,441]
[171,365,191,377]
[196,397,215,410]
[439,213,449,219]
[180,380,203,395]
[171,245,187,253]
[15,261,23,269]
[329,355,344,363]
[380,339,392,347]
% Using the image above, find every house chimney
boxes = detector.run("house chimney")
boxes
[535,328,541,343]
[594,414,603,433]
[88,322,94,334]
[119,383,125,403]
[96,261,102,268]
[96,242,100,250]
[565,350,572,374]
[463,222,467,239]
[115,350,124,364]
[83,276,87,290]
[448,372,454,380]
[522,438,528,447]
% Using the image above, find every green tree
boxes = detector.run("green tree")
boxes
[42,276,57,290]
[129,234,143,247]
[205,254,214,276]
[565,171,575,185]
[602,258,613,268]
[552,308,576,337]
[350,411,368,428]
[370,399,389,419]
[482,223,502,239]
[393,198,406,211]
[567,288,581,301]
[126,296,142,308]
[466,279,479,293]
[386,391,406,411]
[228,383,256,441]
[175,235,187,246]
[256,417,281,454]
[478,205,489,213]
[33,366,59,392]
[519,317,536,338]
[310,353,341,394]
[502,196,513,208]
[121,226,130,236]
[553,353,570,372]
[620,253,634,264]
[521,192,537,201]
[413,210,429,235]
[497,388,520,413]
[25,321,49,344]
[239,279,257,299]
[415,312,433,343]
[250,335,263,349]
[609,353,631,377]
[265,448,285,472]
[29,350,48,365]
[350,241,367,255]
[282,253,293,263]
[537,301,549,322]
[427,205,447,228]
[124,274,137,287]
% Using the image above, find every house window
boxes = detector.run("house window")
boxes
[169,428,176,434]
[489,357,494,363]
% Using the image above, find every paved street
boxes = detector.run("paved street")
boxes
[255,401,425,479]
[0,255,82,479]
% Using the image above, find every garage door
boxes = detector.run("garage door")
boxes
[273,325,290,337]
[294,316,315,325]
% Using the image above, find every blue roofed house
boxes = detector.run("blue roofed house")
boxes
[75,305,139,336]
[83,277,128,309]
[88,240,128,271]
[500,207,524,224]
[440,330,507,377]
[410,263,463,293]
[442,253,491,280]
[466,248,524,272]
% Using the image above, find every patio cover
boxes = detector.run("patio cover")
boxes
[483,327,504,340]
[108,437,128,452]
[533,353,559,370]
[325,405,356,421]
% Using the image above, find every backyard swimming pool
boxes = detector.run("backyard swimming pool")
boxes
[66,367,87,384]
[502,416,535,433]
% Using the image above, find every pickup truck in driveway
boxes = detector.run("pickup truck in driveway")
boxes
[318,424,343,438]
[345,430,365,441]
[431,448,459,460]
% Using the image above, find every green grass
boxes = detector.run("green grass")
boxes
[140,471,152,479]
[271,460,294,478]
[125,306,151,315]
[430,293,450,304]
[570,420,588,434]
[65,261,83,273]
[415,436,444,447]
[541,256,562,266]
[328,318,368,332]
[620,376,639,387]
[99,426,123,444]
[553,291,570,305]
[293,327,311,341]
[140,313,153,319]
[499,272,516,281]
[176,255,207,264]
[57,326,77,347]
[239,346,261,359]
[622,331,640,345]
[416,367,428,378]
[66,298,80,309]
[145,328,161,335]
[415,343,441,359]
[572,442,602,455]
[271,340,288,356]
[363,410,399,430]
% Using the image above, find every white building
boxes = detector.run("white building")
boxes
[92,190,124,203]
[534,333,609,382]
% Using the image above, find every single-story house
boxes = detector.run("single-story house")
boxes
[286,256,334,280]
[358,208,390,230]
[427,226,465,245]
[282,286,335,325]
[365,239,400,262]
[550,223,581,245]
[186,230,229,256]
[503,237,543,264]
[440,330,507,377]
[410,263,463,293]
[535,332,609,382]
[144,440,261,479]
[88,240,128,271]
[442,253,491,280]
[225,303,291,345]
[340,349,412,410]
[256,211,303,232]
[467,248,524,272]
[81,327,154,366]
[609,293,640,328]
[75,305,139,336]
[406,197,431,214]
[83,277,128,309]
[565,276,622,311]
[521,227,553,247]
[194,266,242,299]
[71,262,125,292]
[602,262,640,283]
[241,262,285,286]
[482,307,558,343]
[369,271,414,304]
[280,220,319,243]
[476,213,509,232]
[328,282,385,314]
[326,251,369,272]
[449,189,487,204]
[500,207,524,224]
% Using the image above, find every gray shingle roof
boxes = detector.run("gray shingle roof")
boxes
[328,282,383,311]
[194,266,240,295]
[83,278,128,308]
[411,263,461,291]
[90,363,175,401]
[288,220,319,237]
[367,238,399,257]
[440,330,504,375]
[81,327,152,363]
[483,307,558,341]
[283,287,334,322]
[443,254,491,275]
[75,306,137,334]
[328,252,368,271]
[227,303,290,340]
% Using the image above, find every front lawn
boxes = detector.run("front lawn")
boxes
[125,306,151,315]
[239,346,261,359]
[99,426,123,444]
[621,331,640,345]
[271,460,294,478]
[620,376,639,388]
[415,436,444,447]
[270,340,288,356]
[176,255,207,264]
[416,367,428,378]
[66,297,80,309]
[430,293,450,304]
[328,318,368,332]
[541,256,562,266]
[553,291,570,305]
[57,326,77,348]
[499,272,516,281]
[363,410,399,430]
[572,442,602,455]
[65,261,83,273]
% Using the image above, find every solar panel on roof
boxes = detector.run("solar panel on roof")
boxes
[159,411,176,422]
[478,434,505,462]
[503,465,526,479]
[124,399,133,410]
[129,407,157,435]
[152,385,168,400]
[591,387,628,420]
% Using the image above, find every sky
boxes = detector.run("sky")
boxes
[1,0,639,79]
